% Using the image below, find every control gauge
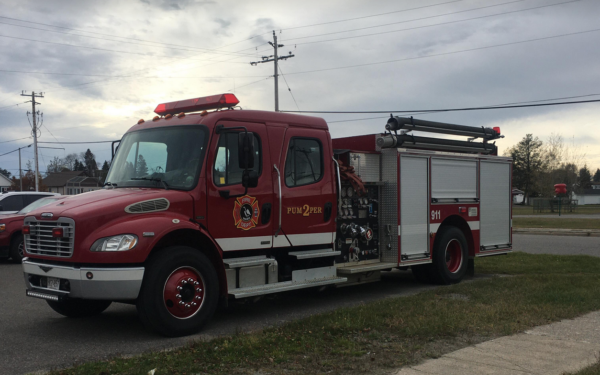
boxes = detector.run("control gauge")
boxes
[343,208,350,217]
[347,187,354,197]
[340,188,346,198]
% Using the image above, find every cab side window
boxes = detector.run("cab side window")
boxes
[213,132,261,186]
[284,138,323,187]
[0,195,24,211]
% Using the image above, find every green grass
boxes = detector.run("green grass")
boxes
[50,253,600,375]
[513,217,600,230]
[513,204,600,216]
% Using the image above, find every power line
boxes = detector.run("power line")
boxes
[0,15,269,57]
[282,98,600,115]
[229,76,273,91]
[287,0,529,42]
[290,0,579,45]
[278,65,300,111]
[282,28,600,76]
[0,101,29,111]
[0,69,268,79]
[0,20,260,58]
[0,34,254,62]
[0,136,32,144]
[279,0,466,31]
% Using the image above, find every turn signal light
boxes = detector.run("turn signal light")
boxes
[22,225,30,235]
[459,207,467,214]
[52,228,64,238]
[154,93,240,115]
[493,126,501,135]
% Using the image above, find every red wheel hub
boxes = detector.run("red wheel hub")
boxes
[163,267,205,319]
[445,239,463,273]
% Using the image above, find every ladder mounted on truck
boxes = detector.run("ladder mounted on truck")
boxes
[376,116,503,154]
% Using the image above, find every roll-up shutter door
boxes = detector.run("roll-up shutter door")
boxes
[431,158,477,200]
[400,155,429,258]
[480,161,511,248]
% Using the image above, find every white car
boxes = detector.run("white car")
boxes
[0,192,60,215]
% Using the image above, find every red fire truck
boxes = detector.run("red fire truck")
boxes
[22,94,512,336]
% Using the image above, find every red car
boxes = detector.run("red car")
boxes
[0,196,65,262]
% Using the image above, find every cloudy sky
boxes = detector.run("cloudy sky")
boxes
[0,0,599,178]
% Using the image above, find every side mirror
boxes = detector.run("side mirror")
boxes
[238,132,255,170]
[242,170,259,188]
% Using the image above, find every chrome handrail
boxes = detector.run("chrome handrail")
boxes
[273,164,282,236]
[332,157,342,209]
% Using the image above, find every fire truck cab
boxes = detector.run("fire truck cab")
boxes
[22,94,512,337]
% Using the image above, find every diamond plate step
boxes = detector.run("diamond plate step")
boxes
[336,262,397,275]
[288,249,341,259]
[229,276,347,298]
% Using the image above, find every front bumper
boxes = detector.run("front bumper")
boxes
[23,258,144,300]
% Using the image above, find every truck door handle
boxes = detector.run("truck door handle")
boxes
[324,202,332,222]
[262,203,272,224]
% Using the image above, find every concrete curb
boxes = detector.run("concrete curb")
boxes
[514,228,600,237]
[395,310,600,375]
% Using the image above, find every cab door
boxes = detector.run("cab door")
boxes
[206,121,274,252]
[277,128,336,247]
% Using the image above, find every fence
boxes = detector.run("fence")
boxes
[531,198,578,213]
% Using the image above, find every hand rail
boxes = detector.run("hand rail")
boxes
[332,157,342,210]
[273,164,282,237]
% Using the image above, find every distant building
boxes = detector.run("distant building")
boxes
[0,173,11,193]
[42,171,102,195]
[573,182,600,205]
[512,188,525,204]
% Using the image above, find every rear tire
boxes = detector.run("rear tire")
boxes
[9,234,24,263]
[429,226,468,285]
[136,246,219,337]
[47,299,112,318]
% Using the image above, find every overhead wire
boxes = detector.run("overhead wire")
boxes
[0,34,254,62]
[282,28,600,76]
[283,98,600,115]
[286,0,531,42]
[278,65,300,111]
[289,0,579,45]
[0,15,270,57]
[279,0,466,30]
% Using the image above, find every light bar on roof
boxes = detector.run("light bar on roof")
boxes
[154,93,240,115]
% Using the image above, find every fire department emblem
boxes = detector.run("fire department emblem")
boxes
[233,195,260,230]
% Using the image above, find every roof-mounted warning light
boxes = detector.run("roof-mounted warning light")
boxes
[154,93,240,115]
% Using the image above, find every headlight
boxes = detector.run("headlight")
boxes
[90,234,138,252]
[0,224,5,232]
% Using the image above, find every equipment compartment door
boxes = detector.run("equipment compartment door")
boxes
[480,161,511,249]
[399,155,429,259]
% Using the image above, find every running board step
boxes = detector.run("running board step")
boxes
[336,262,397,275]
[229,276,347,298]
[223,255,275,269]
[288,249,341,259]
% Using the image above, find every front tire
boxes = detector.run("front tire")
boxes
[136,246,219,337]
[429,226,469,285]
[9,233,24,263]
[47,299,112,318]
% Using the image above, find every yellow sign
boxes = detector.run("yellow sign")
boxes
[287,205,322,216]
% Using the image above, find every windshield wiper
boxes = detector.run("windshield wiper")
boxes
[130,177,169,190]
[104,182,118,189]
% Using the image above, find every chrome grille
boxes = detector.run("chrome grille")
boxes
[24,217,75,258]
[125,198,170,213]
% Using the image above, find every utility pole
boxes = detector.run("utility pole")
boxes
[250,31,295,111]
[17,144,32,191]
[21,91,43,191]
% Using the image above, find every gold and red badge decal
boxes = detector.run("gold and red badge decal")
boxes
[233,195,260,230]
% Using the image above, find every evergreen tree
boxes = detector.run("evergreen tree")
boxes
[83,149,98,176]
[578,165,593,190]
[508,134,546,201]
[102,160,110,171]
[0,167,11,178]
[594,168,600,182]
[136,155,148,177]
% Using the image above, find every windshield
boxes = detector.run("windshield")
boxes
[18,197,59,214]
[105,126,207,190]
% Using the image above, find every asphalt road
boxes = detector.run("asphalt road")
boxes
[2,234,599,375]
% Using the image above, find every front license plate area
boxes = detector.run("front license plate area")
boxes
[47,277,60,290]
